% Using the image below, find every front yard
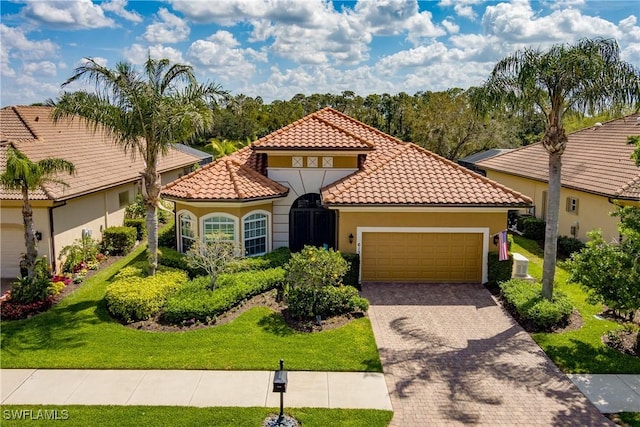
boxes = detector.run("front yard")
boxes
[512,236,640,374]
[0,244,381,372]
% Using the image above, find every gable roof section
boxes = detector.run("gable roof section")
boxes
[476,113,640,200]
[0,105,201,202]
[251,108,374,151]
[162,155,288,201]
[322,143,531,206]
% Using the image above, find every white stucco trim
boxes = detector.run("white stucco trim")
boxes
[241,209,272,256]
[176,209,196,253]
[356,226,490,284]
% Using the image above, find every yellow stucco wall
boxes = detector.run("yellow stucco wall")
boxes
[175,202,273,221]
[268,155,357,168]
[486,170,620,242]
[336,210,507,253]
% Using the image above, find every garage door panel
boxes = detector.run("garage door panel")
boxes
[361,232,482,283]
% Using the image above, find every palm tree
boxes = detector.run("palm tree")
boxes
[0,146,75,278]
[50,57,227,275]
[476,38,640,299]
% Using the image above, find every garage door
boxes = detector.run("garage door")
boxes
[361,232,483,282]
[1,228,23,278]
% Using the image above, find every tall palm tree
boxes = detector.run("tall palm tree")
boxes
[50,57,227,275]
[0,146,75,278]
[476,38,640,299]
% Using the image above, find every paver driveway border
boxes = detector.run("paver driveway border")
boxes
[362,282,613,426]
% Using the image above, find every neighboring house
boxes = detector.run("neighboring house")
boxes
[475,113,640,243]
[162,108,531,283]
[458,149,515,176]
[0,105,203,278]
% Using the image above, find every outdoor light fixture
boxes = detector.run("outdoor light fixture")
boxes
[35,231,42,241]
[349,233,354,244]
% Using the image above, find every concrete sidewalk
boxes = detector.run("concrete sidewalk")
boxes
[569,374,640,414]
[0,369,393,410]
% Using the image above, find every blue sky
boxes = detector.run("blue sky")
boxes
[1,0,639,107]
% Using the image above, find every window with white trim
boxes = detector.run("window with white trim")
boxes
[178,211,196,253]
[243,212,268,256]
[202,215,236,242]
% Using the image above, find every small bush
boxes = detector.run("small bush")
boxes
[557,235,585,259]
[522,217,546,241]
[285,246,348,289]
[225,257,272,273]
[287,285,368,320]
[499,279,573,331]
[158,217,176,249]
[58,235,101,273]
[261,247,292,267]
[1,298,53,321]
[105,269,188,323]
[163,267,285,324]
[158,247,206,278]
[341,253,360,288]
[124,218,146,241]
[487,252,513,287]
[102,226,136,255]
[10,276,52,304]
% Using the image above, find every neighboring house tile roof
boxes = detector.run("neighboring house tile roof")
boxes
[162,156,289,201]
[162,107,531,207]
[458,149,515,165]
[0,105,201,201]
[476,113,640,201]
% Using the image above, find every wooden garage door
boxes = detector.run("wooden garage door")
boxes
[361,232,483,282]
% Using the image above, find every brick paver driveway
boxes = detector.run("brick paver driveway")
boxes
[361,283,612,426]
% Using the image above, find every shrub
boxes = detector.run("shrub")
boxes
[225,257,272,273]
[341,253,360,288]
[163,268,285,324]
[557,235,585,259]
[9,276,53,304]
[105,269,188,323]
[499,279,573,331]
[287,285,368,320]
[124,218,147,241]
[185,234,240,287]
[1,298,53,321]
[521,217,546,241]
[158,247,206,278]
[487,252,513,287]
[285,246,348,290]
[158,217,176,249]
[102,226,136,255]
[58,235,101,273]
[261,247,291,267]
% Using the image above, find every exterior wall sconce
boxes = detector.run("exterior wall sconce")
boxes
[35,231,43,241]
[349,233,354,244]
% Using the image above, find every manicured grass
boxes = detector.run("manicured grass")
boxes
[0,406,393,427]
[609,412,640,426]
[511,235,640,374]
[0,246,381,372]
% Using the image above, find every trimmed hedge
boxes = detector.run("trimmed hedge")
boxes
[162,267,285,324]
[522,217,546,241]
[102,226,136,255]
[158,217,176,249]
[105,269,188,323]
[124,218,146,241]
[158,247,206,278]
[341,253,360,288]
[261,247,291,267]
[487,252,513,287]
[286,285,369,320]
[557,235,585,259]
[499,279,573,331]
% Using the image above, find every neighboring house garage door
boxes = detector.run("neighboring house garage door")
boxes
[359,228,487,283]
[1,227,23,278]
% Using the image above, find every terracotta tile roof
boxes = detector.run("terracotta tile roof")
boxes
[251,109,374,151]
[476,113,640,201]
[162,156,288,201]
[160,107,531,207]
[0,105,201,201]
[322,143,532,206]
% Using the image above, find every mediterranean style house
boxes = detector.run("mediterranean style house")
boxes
[475,113,640,244]
[0,105,203,278]
[162,108,531,283]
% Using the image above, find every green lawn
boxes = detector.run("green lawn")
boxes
[0,406,393,427]
[512,235,640,374]
[0,245,381,372]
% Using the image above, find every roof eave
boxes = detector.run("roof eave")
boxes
[162,192,289,203]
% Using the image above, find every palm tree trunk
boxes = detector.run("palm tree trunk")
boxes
[21,186,38,279]
[542,152,562,300]
[143,168,160,276]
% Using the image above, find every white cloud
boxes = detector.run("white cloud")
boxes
[438,0,483,20]
[0,24,58,61]
[442,19,460,34]
[23,61,57,77]
[544,0,585,10]
[170,0,267,25]
[101,0,143,23]
[124,43,185,65]
[143,8,190,43]
[21,0,115,29]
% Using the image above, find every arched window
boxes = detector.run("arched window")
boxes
[202,214,237,243]
[243,212,269,256]
[178,211,196,253]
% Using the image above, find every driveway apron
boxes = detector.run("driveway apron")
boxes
[361,282,612,426]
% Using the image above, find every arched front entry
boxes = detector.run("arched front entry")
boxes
[289,193,336,252]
